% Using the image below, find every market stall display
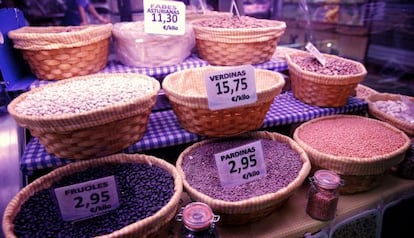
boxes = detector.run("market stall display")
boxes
[293,115,411,194]
[286,51,367,107]
[7,73,160,159]
[2,153,183,238]
[176,131,311,225]
[191,16,286,66]
[7,24,112,80]
[112,21,195,68]
[162,66,285,137]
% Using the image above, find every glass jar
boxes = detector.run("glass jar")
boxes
[176,202,220,238]
[306,169,341,221]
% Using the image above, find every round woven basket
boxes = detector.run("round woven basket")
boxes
[286,51,367,107]
[191,16,286,66]
[2,153,183,238]
[7,73,160,159]
[8,24,112,80]
[366,93,414,136]
[176,131,311,225]
[162,66,285,137]
[293,115,411,194]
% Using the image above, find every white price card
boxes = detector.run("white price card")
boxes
[214,140,267,188]
[205,65,257,110]
[305,42,326,66]
[54,176,120,221]
[144,0,186,35]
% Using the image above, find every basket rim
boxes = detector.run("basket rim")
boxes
[2,153,183,238]
[293,115,411,175]
[286,51,367,82]
[191,17,287,32]
[8,23,113,50]
[162,66,285,109]
[176,131,311,214]
[7,73,160,132]
[366,92,414,136]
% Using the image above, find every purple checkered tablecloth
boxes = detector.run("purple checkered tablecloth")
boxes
[20,91,367,175]
[29,54,288,89]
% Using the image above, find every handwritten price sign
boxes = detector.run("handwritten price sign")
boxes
[54,176,120,221]
[205,65,257,110]
[144,0,186,35]
[214,140,267,187]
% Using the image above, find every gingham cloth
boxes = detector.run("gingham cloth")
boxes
[30,54,288,88]
[21,91,367,175]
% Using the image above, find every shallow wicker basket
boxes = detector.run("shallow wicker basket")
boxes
[7,73,160,159]
[191,16,286,66]
[354,84,378,101]
[2,153,183,238]
[293,115,411,194]
[8,24,112,80]
[162,66,285,137]
[286,51,367,107]
[366,93,414,136]
[176,131,311,225]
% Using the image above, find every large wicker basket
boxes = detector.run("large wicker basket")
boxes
[293,115,411,194]
[286,51,367,107]
[8,24,112,80]
[2,153,183,238]
[162,66,285,137]
[7,73,160,159]
[176,131,311,225]
[191,16,286,66]
[366,93,414,136]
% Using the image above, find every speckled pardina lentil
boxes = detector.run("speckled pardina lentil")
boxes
[182,138,303,202]
[373,99,414,124]
[13,163,174,238]
[292,55,360,75]
[330,212,378,238]
[298,117,407,158]
[15,77,155,116]
[195,16,274,28]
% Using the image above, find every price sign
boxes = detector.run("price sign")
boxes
[205,65,257,110]
[0,33,4,44]
[214,140,267,187]
[54,176,120,221]
[305,42,326,66]
[144,0,186,35]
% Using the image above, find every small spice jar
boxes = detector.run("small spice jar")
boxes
[306,169,341,221]
[176,202,220,238]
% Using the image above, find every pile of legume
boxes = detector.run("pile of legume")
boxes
[297,117,407,158]
[194,16,275,28]
[372,97,414,124]
[330,211,378,238]
[13,162,175,238]
[182,137,303,202]
[291,54,360,76]
[14,76,156,117]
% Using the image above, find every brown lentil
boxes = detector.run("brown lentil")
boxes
[182,137,303,202]
[291,55,360,76]
[194,16,274,29]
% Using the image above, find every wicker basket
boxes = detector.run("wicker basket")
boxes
[7,73,160,159]
[366,93,414,136]
[8,24,112,80]
[162,66,285,137]
[176,131,311,225]
[2,153,183,238]
[293,115,411,194]
[286,51,367,107]
[191,16,286,66]
[354,83,378,101]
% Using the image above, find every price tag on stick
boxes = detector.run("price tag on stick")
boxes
[144,0,186,35]
[305,42,326,66]
[214,140,267,187]
[205,65,257,110]
[54,176,120,221]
